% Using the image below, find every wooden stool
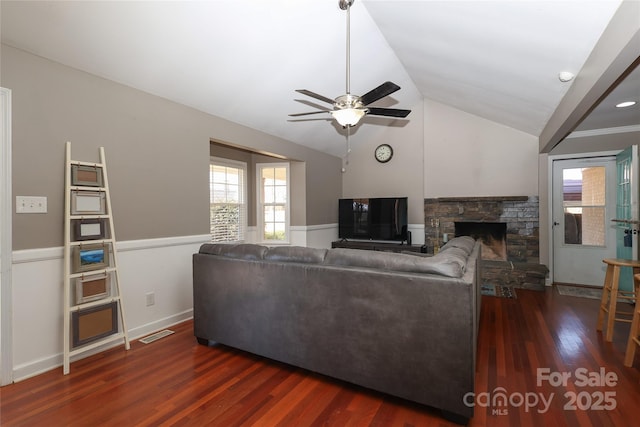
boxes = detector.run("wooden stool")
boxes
[597,258,640,342]
[624,274,640,367]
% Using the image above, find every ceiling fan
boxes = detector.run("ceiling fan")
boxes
[289,0,411,128]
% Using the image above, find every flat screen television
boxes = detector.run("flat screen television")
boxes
[339,197,408,242]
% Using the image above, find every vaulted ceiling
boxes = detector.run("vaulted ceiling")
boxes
[1,0,636,157]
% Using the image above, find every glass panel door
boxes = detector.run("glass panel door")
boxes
[615,146,638,292]
[553,157,616,286]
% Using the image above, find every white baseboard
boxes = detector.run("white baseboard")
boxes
[128,309,193,341]
[13,309,193,382]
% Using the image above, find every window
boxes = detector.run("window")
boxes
[210,157,247,242]
[562,167,606,246]
[257,163,289,243]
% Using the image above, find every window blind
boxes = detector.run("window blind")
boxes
[210,159,247,242]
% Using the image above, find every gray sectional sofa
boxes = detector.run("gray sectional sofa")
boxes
[192,236,481,424]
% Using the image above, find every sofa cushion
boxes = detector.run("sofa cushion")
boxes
[324,248,464,277]
[440,236,476,255]
[199,243,225,256]
[200,243,268,260]
[265,246,328,264]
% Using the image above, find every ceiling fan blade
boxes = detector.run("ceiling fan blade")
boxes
[288,110,331,117]
[366,107,411,118]
[295,89,335,105]
[294,99,332,111]
[360,81,401,106]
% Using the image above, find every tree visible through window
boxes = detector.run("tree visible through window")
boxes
[210,158,246,242]
[258,164,289,242]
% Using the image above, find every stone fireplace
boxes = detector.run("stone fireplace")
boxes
[425,196,548,290]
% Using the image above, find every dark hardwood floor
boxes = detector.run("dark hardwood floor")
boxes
[1,286,639,426]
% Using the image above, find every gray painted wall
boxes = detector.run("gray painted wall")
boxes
[3,45,341,250]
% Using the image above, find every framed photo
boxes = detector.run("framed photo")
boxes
[75,274,110,304]
[72,301,118,347]
[72,218,106,241]
[71,164,104,187]
[71,191,106,215]
[72,243,110,273]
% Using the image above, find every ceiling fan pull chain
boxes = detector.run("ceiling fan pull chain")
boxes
[342,126,351,173]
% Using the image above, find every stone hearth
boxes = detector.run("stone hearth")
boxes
[424,196,548,291]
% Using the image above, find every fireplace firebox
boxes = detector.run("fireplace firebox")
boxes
[455,222,507,261]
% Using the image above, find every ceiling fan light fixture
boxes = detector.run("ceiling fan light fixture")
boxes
[331,108,366,127]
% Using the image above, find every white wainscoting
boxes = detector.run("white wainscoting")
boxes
[407,224,426,246]
[9,223,424,381]
[11,234,210,381]
[244,224,425,248]
[290,223,339,248]
[245,224,340,248]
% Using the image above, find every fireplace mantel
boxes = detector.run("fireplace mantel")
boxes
[433,196,529,203]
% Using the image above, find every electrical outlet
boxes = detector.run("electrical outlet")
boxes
[146,292,155,307]
[16,196,47,213]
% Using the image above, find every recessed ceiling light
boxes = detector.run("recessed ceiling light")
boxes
[558,71,575,82]
[616,101,637,108]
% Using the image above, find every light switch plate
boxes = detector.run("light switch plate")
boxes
[16,196,47,213]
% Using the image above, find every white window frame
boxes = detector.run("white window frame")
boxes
[210,156,247,243]
[256,162,290,245]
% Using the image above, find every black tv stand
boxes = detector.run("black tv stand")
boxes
[331,240,422,253]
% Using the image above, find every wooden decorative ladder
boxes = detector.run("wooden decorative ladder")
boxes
[63,141,129,375]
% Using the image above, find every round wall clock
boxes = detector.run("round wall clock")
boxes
[374,144,393,163]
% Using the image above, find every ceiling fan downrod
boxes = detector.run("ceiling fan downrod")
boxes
[340,0,354,95]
